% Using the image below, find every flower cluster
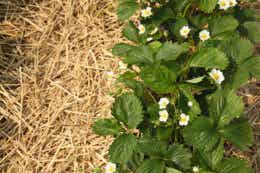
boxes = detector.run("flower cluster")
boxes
[158,98,169,122]
[218,0,237,10]
[158,98,191,126]
[180,26,211,42]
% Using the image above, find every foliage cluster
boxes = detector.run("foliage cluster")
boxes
[93,0,260,172]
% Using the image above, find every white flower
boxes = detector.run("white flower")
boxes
[105,162,116,173]
[118,61,127,70]
[159,110,169,122]
[199,30,210,42]
[150,27,158,35]
[106,71,115,79]
[138,24,146,34]
[188,101,193,107]
[141,7,153,18]
[147,37,153,42]
[193,166,199,172]
[179,113,190,126]
[218,0,230,10]
[209,69,225,84]
[180,25,191,38]
[229,0,237,7]
[159,98,170,109]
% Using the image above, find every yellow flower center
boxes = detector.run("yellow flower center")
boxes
[201,34,208,40]
[143,10,151,16]
[220,1,226,7]
[183,29,189,34]
[161,113,168,119]
[161,102,168,107]
[108,167,115,172]
[180,116,188,123]
[212,73,220,80]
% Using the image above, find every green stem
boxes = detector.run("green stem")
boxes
[146,89,157,103]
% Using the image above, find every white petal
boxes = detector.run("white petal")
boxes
[188,101,193,107]
[193,166,199,172]
[147,37,153,42]
[159,98,169,109]
[180,113,187,118]
[118,61,127,70]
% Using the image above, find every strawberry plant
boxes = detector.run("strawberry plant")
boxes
[93,0,260,173]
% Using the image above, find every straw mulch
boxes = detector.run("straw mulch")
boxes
[0,0,122,172]
[0,0,259,173]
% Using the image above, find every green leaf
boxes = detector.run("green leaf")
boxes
[156,42,190,61]
[216,158,253,173]
[123,22,140,43]
[227,65,250,89]
[149,7,175,25]
[186,76,205,83]
[163,60,182,76]
[166,167,183,173]
[242,56,260,79]
[210,141,224,169]
[190,15,210,28]
[225,38,254,64]
[190,48,229,70]
[178,85,201,115]
[207,89,244,127]
[199,0,218,13]
[213,31,238,41]
[148,41,162,54]
[147,104,160,121]
[166,144,192,170]
[118,71,143,97]
[141,65,177,93]
[156,126,174,141]
[226,56,259,89]
[199,140,224,169]
[126,45,154,65]
[92,118,121,136]
[243,21,260,44]
[130,152,145,170]
[220,118,253,150]
[118,71,136,81]
[136,159,165,173]
[112,93,143,129]
[124,79,144,98]
[234,8,256,23]
[117,0,138,21]
[137,137,168,157]
[210,16,239,36]
[172,0,193,13]
[112,43,135,57]
[109,134,137,164]
[183,117,219,151]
